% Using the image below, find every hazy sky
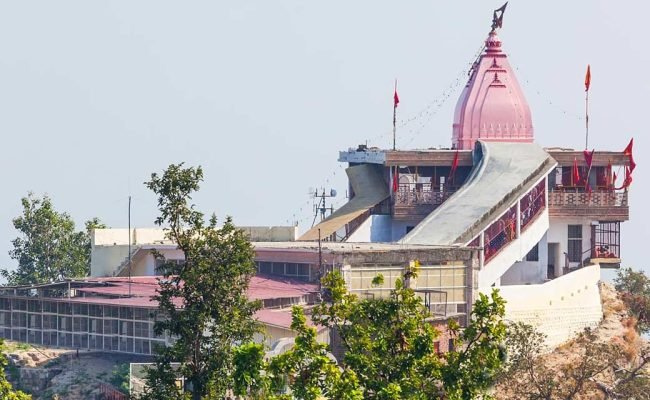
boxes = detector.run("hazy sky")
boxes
[0,1,647,274]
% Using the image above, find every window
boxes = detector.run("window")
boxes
[567,225,583,263]
[525,244,539,262]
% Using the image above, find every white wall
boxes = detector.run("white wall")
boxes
[91,245,185,277]
[501,261,544,285]
[547,218,594,274]
[90,245,130,277]
[500,232,548,285]
[481,264,603,348]
[344,215,421,243]
[346,215,393,242]
[92,226,298,247]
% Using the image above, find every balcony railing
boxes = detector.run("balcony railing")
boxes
[520,180,546,232]
[394,183,456,207]
[548,190,628,207]
[484,204,518,263]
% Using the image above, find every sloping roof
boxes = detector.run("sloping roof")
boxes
[402,141,556,245]
[299,164,389,241]
[255,307,326,332]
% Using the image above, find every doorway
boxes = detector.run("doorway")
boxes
[547,243,560,279]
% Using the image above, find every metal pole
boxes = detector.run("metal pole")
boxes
[318,228,323,295]
[128,195,132,297]
[585,90,589,150]
[393,80,397,151]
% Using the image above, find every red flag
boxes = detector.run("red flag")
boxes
[606,160,612,188]
[448,150,459,183]
[583,149,595,170]
[624,166,633,188]
[392,166,399,193]
[623,138,633,156]
[393,88,399,108]
[572,157,581,186]
[585,65,591,92]
[623,138,636,173]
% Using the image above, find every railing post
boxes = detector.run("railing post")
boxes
[479,232,485,270]
[516,200,521,239]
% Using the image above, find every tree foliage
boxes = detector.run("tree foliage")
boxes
[232,267,507,400]
[0,339,31,399]
[615,267,650,334]
[1,193,105,285]
[138,163,261,400]
[233,307,363,400]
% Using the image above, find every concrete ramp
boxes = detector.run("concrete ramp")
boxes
[402,141,556,245]
[299,164,389,241]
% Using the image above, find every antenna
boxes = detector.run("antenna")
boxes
[310,188,337,227]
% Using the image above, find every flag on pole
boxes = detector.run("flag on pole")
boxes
[448,150,459,183]
[623,138,636,173]
[572,157,581,186]
[583,149,595,170]
[394,86,399,108]
[392,166,399,193]
[585,65,591,92]
[392,80,399,150]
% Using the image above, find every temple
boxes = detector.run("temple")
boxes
[0,6,635,355]
[289,7,633,347]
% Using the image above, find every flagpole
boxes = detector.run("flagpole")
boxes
[393,79,397,151]
[584,64,591,150]
[585,89,589,150]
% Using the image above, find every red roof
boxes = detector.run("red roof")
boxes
[69,274,317,309]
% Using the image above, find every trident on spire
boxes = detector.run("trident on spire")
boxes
[491,2,508,32]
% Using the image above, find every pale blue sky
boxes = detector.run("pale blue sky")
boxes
[0,1,647,275]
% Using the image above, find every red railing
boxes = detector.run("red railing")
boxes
[484,204,518,263]
[395,183,456,207]
[520,180,546,232]
[99,383,128,400]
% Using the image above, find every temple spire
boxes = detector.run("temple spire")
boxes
[451,3,533,150]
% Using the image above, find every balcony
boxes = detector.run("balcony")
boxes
[393,183,457,219]
[548,190,629,221]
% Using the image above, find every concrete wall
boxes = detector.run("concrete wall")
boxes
[253,325,330,348]
[90,246,131,277]
[482,264,603,348]
[92,226,298,247]
[345,215,422,243]
[547,217,594,275]
[501,261,544,285]
[91,245,185,277]
[92,229,169,246]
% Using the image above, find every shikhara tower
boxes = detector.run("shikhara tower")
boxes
[452,30,534,150]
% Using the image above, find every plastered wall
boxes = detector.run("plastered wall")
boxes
[482,264,603,348]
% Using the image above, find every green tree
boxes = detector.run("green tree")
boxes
[233,307,363,400]
[615,267,650,334]
[306,267,507,400]
[1,193,105,285]
[139,163,261,400]
[0,339,31,399]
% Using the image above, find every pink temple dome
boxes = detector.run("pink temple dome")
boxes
[452,31,534,150]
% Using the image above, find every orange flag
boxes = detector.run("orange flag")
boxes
[585,65,591,92]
